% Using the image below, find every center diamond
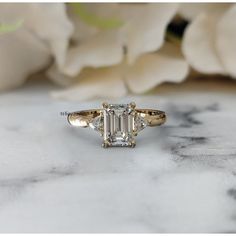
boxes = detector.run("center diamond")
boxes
[103,103,136,147]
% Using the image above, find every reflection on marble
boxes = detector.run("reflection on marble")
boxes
[0,82,236,233]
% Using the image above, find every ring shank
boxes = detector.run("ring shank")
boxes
[67,109,102,127]
[68,108,166,127]
[136,109,166,126]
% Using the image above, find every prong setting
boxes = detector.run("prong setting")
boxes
[129,140,136,148]
[102,140,110,148]
[102,102,109,109]
[129,102,136,109]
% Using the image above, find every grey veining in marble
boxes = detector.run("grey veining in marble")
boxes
[0,82,236,233]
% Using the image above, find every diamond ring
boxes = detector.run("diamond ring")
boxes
[67,102,166,148]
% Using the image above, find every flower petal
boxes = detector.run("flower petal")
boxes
[46,65,77,87]
[51,66,127,101]
[0,3,26,22]
[182,13,225,74]
[62,30,123,77]
[25,3,74,68]
[0,29,50,90]
[179,3,230,21]
[119,3,178,64]
[0,3,73,69]
[68,3,119,41]
[125,43,189,93]
[63,3,178,77]
[68,8,98,42]
[217,4,236,78]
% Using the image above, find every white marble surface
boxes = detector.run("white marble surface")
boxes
[0,81,236,233]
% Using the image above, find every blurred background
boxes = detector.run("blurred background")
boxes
[1,3,236,101]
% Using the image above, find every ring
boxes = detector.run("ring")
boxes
[67,102,166,148]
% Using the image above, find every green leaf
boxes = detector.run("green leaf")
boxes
[71,3,123,30]
[0,19,24,34]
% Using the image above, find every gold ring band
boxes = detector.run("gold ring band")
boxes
[67,102,166,148]
[68,109,166,127]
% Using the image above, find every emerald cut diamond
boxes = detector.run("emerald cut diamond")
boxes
[88,102,149,148]
[103,103,136,147]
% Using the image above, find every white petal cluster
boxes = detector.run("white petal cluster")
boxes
[0,3,73,90]
[3,3,236,101]
[181,3,236,77]
[51,3,189,101]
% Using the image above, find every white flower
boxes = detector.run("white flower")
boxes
[180,3,236,78]
[0,3,73,90]
[51,43,188,101]
[49,3,189,101]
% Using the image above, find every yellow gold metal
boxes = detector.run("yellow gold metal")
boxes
[129,140,136,148]
[129,102,136,109]
[67,109,102,127]
[68,108,166,128]
[102,140,110,148]
[136,109,166,126]
[67,103,166,148]
[102,102,109,109]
